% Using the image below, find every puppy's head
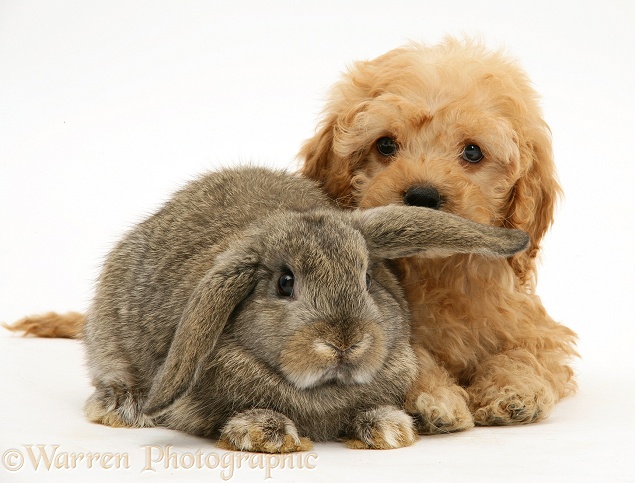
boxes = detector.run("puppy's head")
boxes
[300,37,561,284]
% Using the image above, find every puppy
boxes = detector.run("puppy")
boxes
[300,37,578,433]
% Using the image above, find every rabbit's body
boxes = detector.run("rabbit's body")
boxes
[83,166,530,452]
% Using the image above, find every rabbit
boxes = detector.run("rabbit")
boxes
[81,166,529,453]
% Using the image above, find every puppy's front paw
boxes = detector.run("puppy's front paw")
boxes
[469,385,554,426]
[345,406,417,449]
[218,409,312,453]
[411,385,474,434]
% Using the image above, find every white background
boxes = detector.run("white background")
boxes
[1,1,634,482]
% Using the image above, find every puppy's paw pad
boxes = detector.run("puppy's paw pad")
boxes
[413,390,474,435]
[218,409,312,453]
[346,406,417,449]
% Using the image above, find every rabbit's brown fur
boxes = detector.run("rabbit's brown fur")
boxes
[74,167,528,452]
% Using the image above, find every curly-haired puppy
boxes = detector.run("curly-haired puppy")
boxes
[300,37,578,433]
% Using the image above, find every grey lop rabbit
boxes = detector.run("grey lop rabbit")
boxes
[84,166,529,453]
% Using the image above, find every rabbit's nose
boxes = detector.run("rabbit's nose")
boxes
[325,335,370,358]
[403,186,443,209]
[325,342,354,357]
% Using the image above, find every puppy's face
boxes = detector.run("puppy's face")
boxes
[345,78,522,226]
[302,40,559,261]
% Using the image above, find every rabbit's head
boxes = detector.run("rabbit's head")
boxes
[228,210,406,391]
[144,205,529,416]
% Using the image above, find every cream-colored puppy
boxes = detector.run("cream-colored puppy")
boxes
[300,37,577,432]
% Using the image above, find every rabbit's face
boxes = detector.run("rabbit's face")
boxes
[231,211,409,390]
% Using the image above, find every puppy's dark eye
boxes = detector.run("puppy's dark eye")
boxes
[277,271,294,297]
[462,144,484,163]
[376,137,398,157]
[365,273,372,290]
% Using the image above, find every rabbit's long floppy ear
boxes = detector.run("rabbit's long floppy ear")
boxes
[353,205,530,260]
[143,247,260,417]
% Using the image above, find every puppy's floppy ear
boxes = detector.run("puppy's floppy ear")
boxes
[143,246,260,417]
[301,56,390,207]
[300,113,357,207]
[504,121,562,285]
[352,205,530,260]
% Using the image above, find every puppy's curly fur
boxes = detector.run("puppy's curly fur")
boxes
[300,37,578,432]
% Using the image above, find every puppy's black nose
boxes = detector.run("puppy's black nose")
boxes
[403,186,443,209]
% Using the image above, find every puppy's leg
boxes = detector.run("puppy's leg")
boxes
[467,348,562,425]
[217,409,312,453]
[345,406,418,449]
[405,347,474,434]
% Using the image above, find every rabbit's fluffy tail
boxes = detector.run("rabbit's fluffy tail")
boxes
[3,311,84,339]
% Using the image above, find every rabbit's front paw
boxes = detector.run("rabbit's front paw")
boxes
[84,386,154,428]
[345,406,417,449]
[411,385,474,434]
[217,409,312,453]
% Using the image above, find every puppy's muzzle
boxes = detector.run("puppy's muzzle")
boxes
[403,186,443,210]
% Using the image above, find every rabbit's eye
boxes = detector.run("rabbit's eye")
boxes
[462,144,484,163]
[376,136,398,157]
[277,272,294,297]
[365,273,372,290]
